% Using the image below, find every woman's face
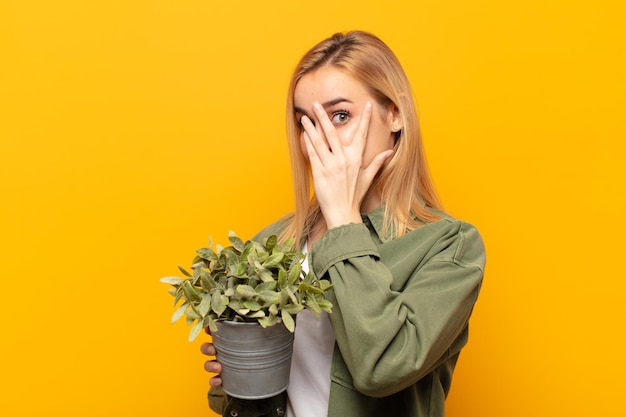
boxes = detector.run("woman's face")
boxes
[293,67,399,166]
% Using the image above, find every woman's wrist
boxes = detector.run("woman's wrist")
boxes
[323,210,363,230]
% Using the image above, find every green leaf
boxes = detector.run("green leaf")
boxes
[317,298,333,313]
[280,236,295,251]
[228,231,246,252]
[160,276,184,286]
[240,242,253,263]
[197,293,211,317]
[299,282,323,294]
[196,247,217,261]
[171,302,188,323]
[248,310,265,318]
[246,247,259,265]
[227,262,239,277]
[173,287,184,305]
[284,287,298,304]
[203,315,218,334]
[253,261,274,282]
[259,270,274,283]
[200,270,215,291]
[258,315,279,328]
[236,285,257,298]
[186,308,201,320]
[211,291,227,316]
[281,303,304,315]
[319,279,333,291]
[277,269,287,289]
[192,262,203,278]
[287,263,301,285]
[282,311,295,332]
[303,271,314,285]
[228,300,244,311]
[188,320,204,342]
[257,290,281,305]
[269,303,279,316]
[264,235,277,251]
[256,251,269,263]
[305,293,321,316]
[177,265,192,277]
[182,281,202,302]
[220,294,229,306]
[278,288,290,305]
[236,261,247,276]
[263,253,284,268]
[243,300,262,311]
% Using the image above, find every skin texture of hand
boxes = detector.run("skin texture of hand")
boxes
[201,329,223,387]
[301,101,394,230]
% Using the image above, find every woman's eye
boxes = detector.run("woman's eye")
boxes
[331,111,350,126]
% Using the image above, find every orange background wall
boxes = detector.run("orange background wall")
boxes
[1,1,624,416]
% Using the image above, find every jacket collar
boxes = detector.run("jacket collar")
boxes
[361,205,394,243]
[360,204,448,243]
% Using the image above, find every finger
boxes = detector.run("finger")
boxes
[209,375,223,387]
[300,115,317,141]
[204,360,222,374]
[353,102,372,152]
[312,102,342,152]
[301,116,329,165]
[200,342,216,356]
[362,149,394,183]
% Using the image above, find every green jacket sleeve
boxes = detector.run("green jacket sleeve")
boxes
[309,219,485,398]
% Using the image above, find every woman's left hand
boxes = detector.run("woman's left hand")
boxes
[301,101,393,229]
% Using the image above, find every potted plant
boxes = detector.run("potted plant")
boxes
[160,231,333,399]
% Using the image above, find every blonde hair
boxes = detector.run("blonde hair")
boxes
[281,31,443,246]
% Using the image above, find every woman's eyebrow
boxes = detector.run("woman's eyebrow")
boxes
[294,97,354,116]
[320,97,353,108]
[293,106,308,117]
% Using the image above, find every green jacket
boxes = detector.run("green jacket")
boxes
[209,207,485,417]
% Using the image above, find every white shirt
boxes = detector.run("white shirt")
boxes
[286,250,335,417]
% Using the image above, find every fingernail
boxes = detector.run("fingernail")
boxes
[313,102,323,112]
[301,115,316,128]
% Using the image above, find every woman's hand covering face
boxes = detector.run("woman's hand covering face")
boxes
[300,101,393,229]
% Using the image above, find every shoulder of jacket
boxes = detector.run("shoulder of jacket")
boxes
[409,216,485,270]
[251,214,293,243]
[441,219,486,270]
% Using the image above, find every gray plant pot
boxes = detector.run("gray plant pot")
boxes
[212,320,295,400]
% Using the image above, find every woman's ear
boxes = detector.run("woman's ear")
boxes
[388,104,402,133]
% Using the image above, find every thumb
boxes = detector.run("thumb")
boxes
[362,150,394,182]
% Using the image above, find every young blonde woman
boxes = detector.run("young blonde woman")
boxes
[201,31,486,417]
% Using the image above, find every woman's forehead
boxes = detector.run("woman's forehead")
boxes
[293,68,369,107]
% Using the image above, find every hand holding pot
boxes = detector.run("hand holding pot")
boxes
[201,330,223,387]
